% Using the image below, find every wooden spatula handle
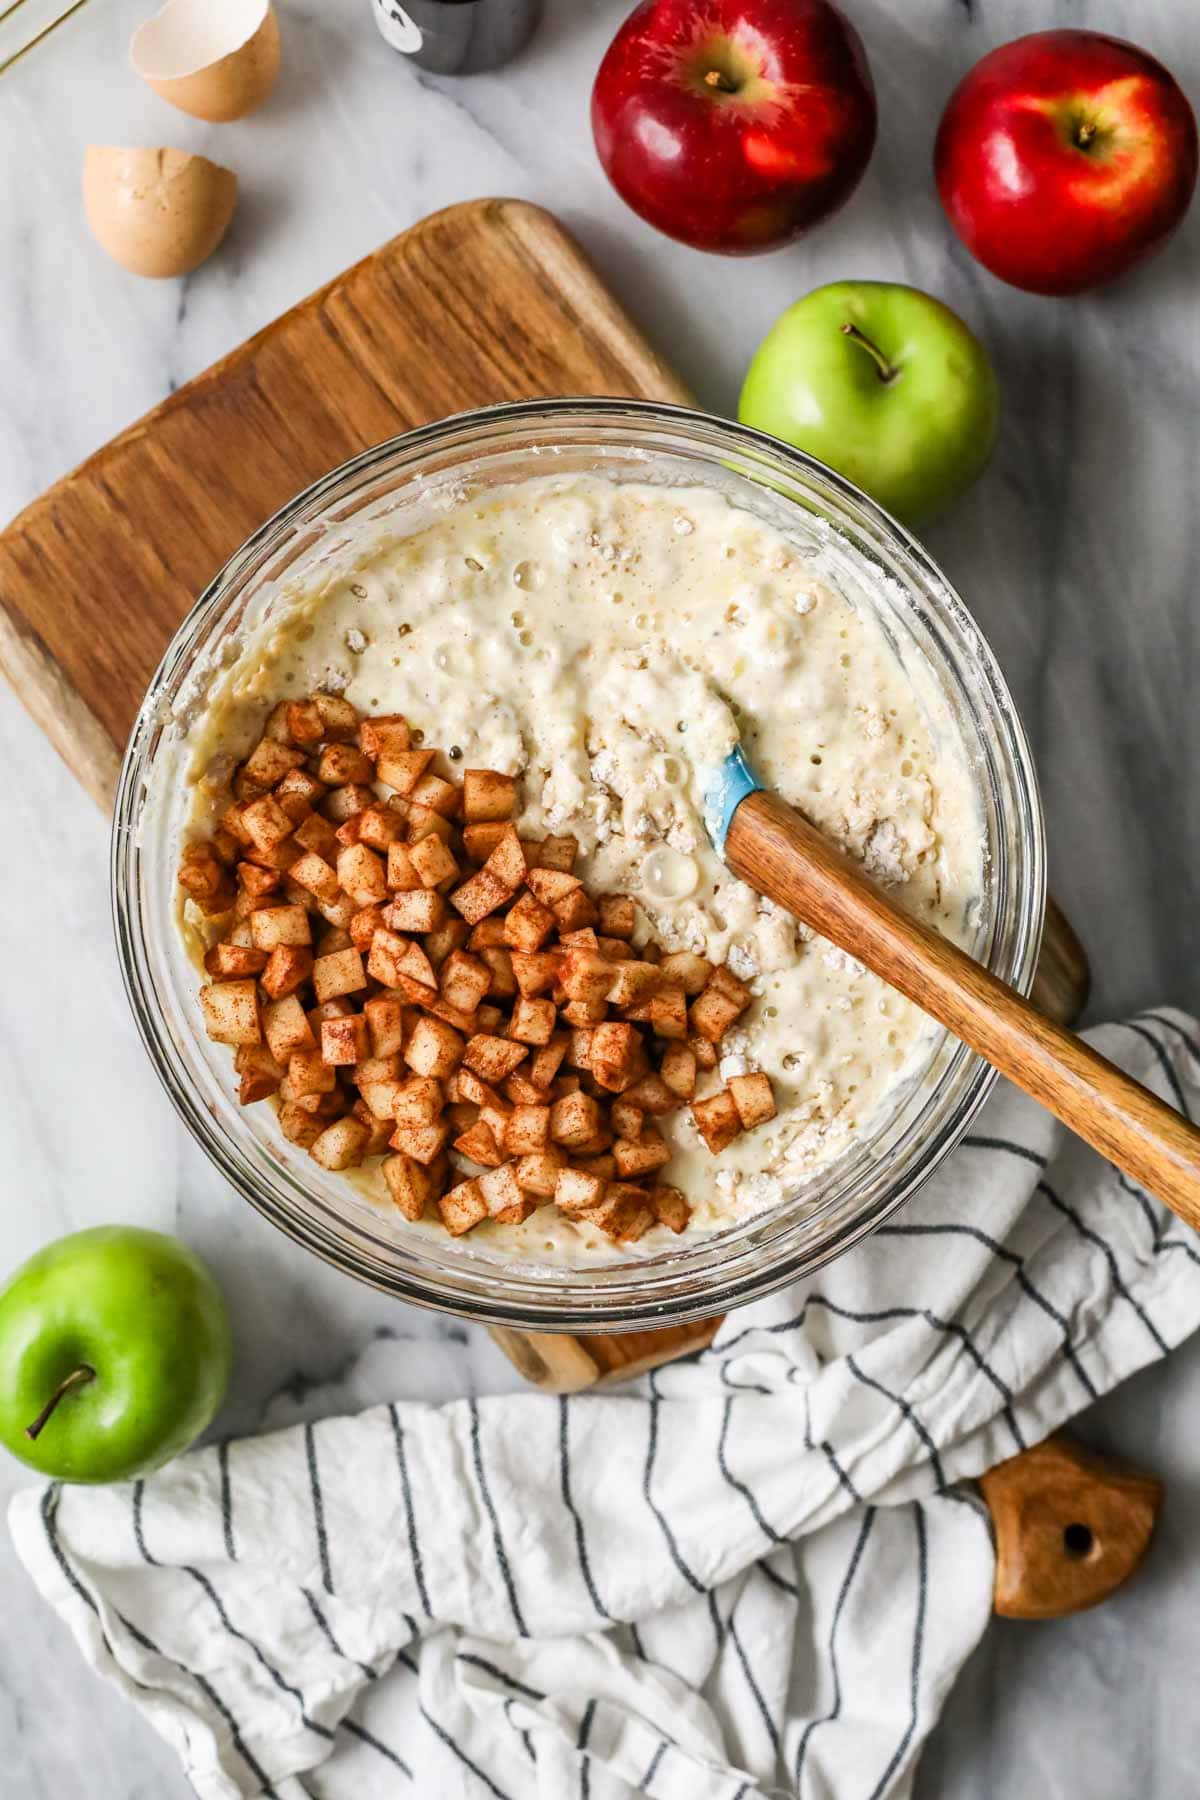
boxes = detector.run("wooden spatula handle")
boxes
[725,790,1200,1227]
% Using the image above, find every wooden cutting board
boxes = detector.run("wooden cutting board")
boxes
[0,196,1090,1394]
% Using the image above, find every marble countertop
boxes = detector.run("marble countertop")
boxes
[1,0,1198,1793]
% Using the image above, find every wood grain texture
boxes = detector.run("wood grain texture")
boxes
[0,198,687,805]
[980,1436,1162,1619]
[0,194,1091,1395]
[727,788,1200,1223]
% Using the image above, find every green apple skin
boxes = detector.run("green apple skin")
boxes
[0,1227,231,1484]
[738,280,1000,526]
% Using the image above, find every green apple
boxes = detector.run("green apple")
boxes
[738,280,999,525]
[0,1227,231,1484]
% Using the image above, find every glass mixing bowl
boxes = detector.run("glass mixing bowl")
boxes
[112,400,1044,1332]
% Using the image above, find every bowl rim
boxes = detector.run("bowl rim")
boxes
[111,396,1046,1332]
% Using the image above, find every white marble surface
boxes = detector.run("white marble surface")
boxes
[0,0,1198,1794]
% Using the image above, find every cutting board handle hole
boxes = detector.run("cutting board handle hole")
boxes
[1063,1521,1096,1559]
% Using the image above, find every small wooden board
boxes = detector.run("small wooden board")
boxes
[0,196,1090,1388]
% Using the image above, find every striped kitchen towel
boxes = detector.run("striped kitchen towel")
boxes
[11,1010,1200,1800]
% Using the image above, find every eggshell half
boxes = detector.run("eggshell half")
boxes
[83,147,238,279]
[130,0,280,123]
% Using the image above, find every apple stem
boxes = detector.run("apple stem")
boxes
[841,321,898,385]
[25,1365,95,1441]
[703,67,737,93]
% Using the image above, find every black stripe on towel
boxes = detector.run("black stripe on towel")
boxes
[641,1738,669,1792]
[217,1440,236,1560]
[559,1396,614,1621]
[301,1586,377,1682]
[456,1650,545,1702]
[469,1398,529,1637]
[420,1700,512,1800]
[866,1503,927,1800]
[717,1396,787,1544]
[875,1219,1099,1400]
[643,1391,705,1595]
[305,1422,333,1594]
[821,1440,862,1504]
[388,1404,432,1617]
[578,1696,597,1800]
[794,1506,876,1783]
[845,1355,947,1491]
[503,1696,536,1764]
[342,1717,413,1779]
[182,1562,334,1741]
[1122,1019,1191,1118]
[1037,1180,1168,1353]
[133,1481,333,1743]
[729,1598,783,1764]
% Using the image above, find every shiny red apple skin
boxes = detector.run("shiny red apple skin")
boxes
[591,0,877,256]
[935,30,1198,296]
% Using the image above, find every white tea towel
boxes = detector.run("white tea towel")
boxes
[11,1011,1200,1800]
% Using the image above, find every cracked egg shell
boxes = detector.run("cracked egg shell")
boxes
[130,0,280,123]
[83,147,237,279]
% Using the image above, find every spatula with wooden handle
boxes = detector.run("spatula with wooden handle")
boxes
[706,748,1200,1225]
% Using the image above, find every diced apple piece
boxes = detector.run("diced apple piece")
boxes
[289,851,340,906]
[622,1073,677,1115]
[728,1071,776,1131]
[514,1150,563,1198]
[500,889,553,953]
[462,822,510,863]
[317,743,375,787]
[537,834,578,872]
[249,905,311,951]
[660,1042,697,1100]
[597,894,636,939]
[450,865,510,925]
[240,795,293,854]
[689,984,746,1044]
[463,1035,528,1083]
[242,738,305,789]
[312,947,367,1003]
[613,1129,671,1179]
[579,1183,655,1242]
[510,949,560,997]
[205,940,267,979]
[454,1120,504,1168]
[650,987,688,1040]
[691,1089,743,1153]
[321,1014,369,1066]
[310,1116,370,1171]
[262,995,315,1061]
[359,714,411,759]
[389,1118,449,1165]
[606,961,662,1009]
[382,1154,430,1221]
[650,1185,690,1234]
[377,748,435,796]
[529,1036,568,1089]
[364,995,406,1059]
[405,1016,465,1079]
[260,944,314,1000]
[549,1090,603,1149]
[504,1105,550,1155]
[439,1178,488,1236]
[503,995,553,1046]
[554,1166,607,1216]
[312,694,359,741]
[462,769,516,822]
[385,889,446,934]
[440,949,491,1016]
[201,979,260,1045]
[278,1101,325,1149]
[659,951,713,996]
[337,843,388,907]
[234,1043,283,1105]
[357,803,407,852]
[410,834,459,889]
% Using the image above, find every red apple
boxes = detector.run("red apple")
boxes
[591,0,877,256]
[935,30,1198,296]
